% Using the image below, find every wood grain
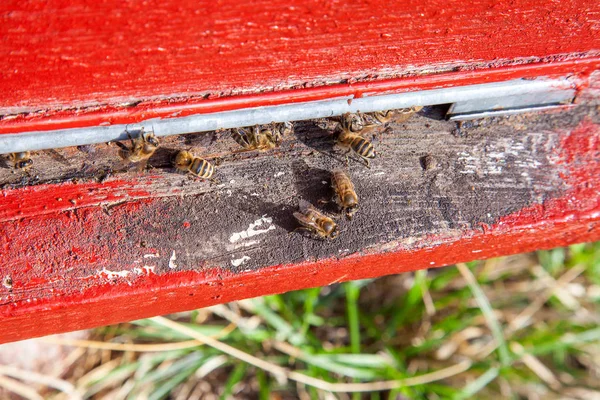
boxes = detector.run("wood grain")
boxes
[0,106,599,343]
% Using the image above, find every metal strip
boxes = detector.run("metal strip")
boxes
[0,78,574,154]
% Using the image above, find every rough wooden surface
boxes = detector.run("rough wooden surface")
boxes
[1,105,599,343]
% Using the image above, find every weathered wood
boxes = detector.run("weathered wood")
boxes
[0,106,599,343]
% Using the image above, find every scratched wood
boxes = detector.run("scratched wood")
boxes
[0,104,597,279]
[0,0,599,133]
[1,105,600,343]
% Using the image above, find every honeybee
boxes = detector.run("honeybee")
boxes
[231,124,281,152]
[115,128,159,170]
[332,169,359,219]
[359,106,423,128]
[390,106,423,123]
[8,152,33,170]
[274,121,294,136]
[338,113,376,167]
[293,200,339,239]
[174,150,215,179]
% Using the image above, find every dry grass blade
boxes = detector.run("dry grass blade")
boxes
[0,374,44,400]
[456,263,511,366]
[150,316,472,392]
[510,342,561,390]
[76,357,122,388]
[508,265,586,334]
[42,338,203,352]
[0,366,80,400]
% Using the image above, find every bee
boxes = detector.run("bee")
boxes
[115,128,159,170]
[391,106,423,123]
[293,200,339,239]
[231,124,281,152]
[359,106,423,128]
[174,150,215,179]
[274,121,294,136]
[331,169,359,219]
[8,152,33,170]
[337,113,376,167]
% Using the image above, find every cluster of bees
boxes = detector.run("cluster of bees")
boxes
[4,106,422,240]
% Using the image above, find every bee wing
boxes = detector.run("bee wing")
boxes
[298,199,317,213]
[44,149,70,166]
[293,211,320,231]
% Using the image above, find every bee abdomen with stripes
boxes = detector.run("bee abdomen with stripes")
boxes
[174,150,215,179]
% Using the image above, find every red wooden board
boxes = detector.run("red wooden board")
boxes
[1,0,600,133]
[1,111,599,344]
[1,0,600,344]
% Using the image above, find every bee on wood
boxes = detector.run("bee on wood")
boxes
[359,106,423,128]
[293,200,339,240]
[115,128,159,170]
[274,121,294,137]
[391,106,423,123]
[331,169,359,219]
[174,150,215,179]
[337,113,376,167]
[8,152,33,170]
[232,124,281,152]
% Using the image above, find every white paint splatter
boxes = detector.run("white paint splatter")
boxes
[99,268,130,279]
[143,253,160,258]
[229,215,276,243]
[169,251,178,269]
[231,256,251,267]
[274,171,285,178]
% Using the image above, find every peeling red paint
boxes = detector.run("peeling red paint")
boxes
[0,119,598,343]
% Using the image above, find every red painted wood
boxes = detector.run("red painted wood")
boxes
[0,119,598,344]
[0,59,599,135]
[1,0,599,133]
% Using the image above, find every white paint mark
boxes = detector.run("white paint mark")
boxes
[226,190,232,196]
[250,193,260,197]
[274,171,285,178]
[321,181,328,184]
[231,256,251,267]
[430,262,435,265]
[143,253,160,258]
[472,250,483,253]
[169,250,178,269]
[229,215,276,243]
[99,268,130,279]
[230,179,236,184]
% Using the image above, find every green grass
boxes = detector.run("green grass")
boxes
[38,242,600,399]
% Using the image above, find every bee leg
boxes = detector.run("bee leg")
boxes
[114,141,130,152]
[209,178,221,186]
[126,131,136,147]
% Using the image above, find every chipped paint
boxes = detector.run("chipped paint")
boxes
[231,256,251,267]
[98,268,131,279]
[229,216,276,243]
[169,251,178,269]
